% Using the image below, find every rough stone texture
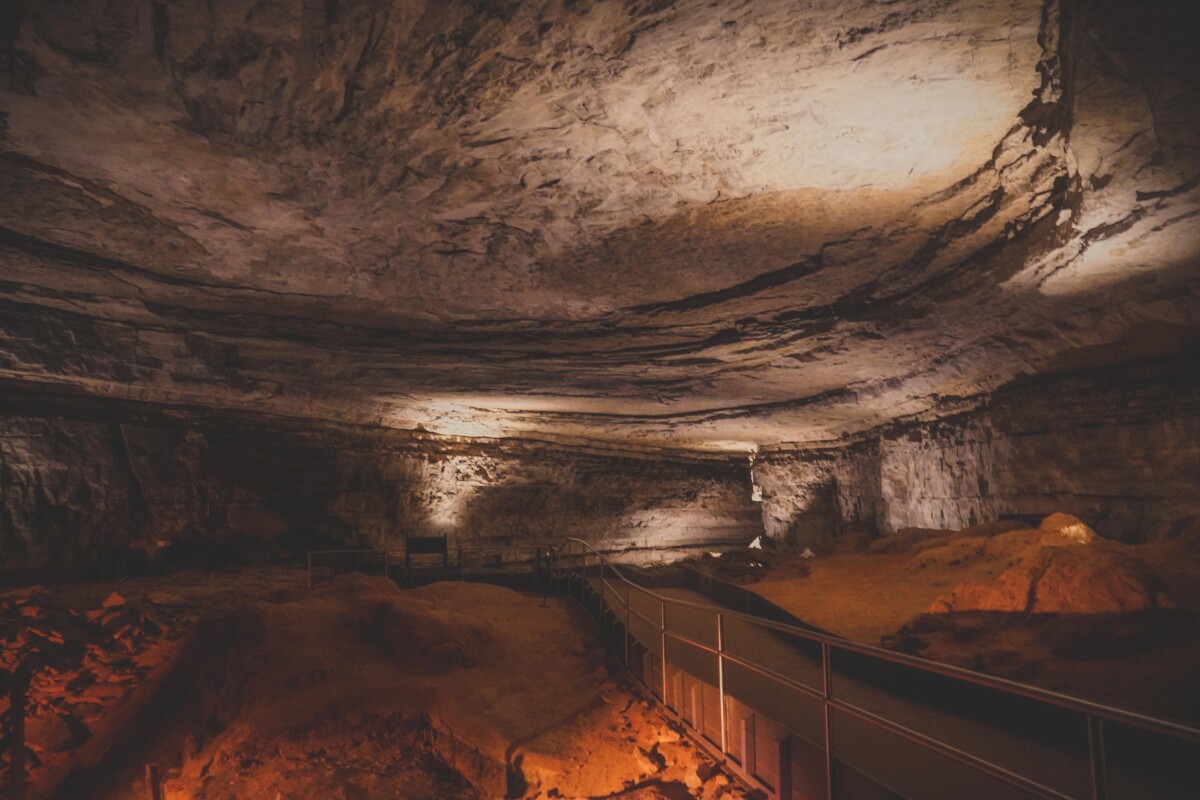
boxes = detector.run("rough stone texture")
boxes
[0,0,1196,450]
[0,1,1198,575]
[0,389,760,582]
[755,356,1200,544]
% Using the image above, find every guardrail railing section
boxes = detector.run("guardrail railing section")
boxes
[306,544,552,589]
[549,537,1200,800]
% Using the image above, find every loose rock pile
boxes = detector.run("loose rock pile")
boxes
[0,586,185,770]
[923,514,1174,614]
[691,538,806,584]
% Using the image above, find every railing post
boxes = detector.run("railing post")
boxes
[660,598,669,705]
[779,735,793,800]
[823,640,837,800]
[1088,715,1108,800]
[717,611,728,757]
[624,581,631,668]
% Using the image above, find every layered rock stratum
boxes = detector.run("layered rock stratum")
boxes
[2,2,1199,576]
[2,0,1196,449]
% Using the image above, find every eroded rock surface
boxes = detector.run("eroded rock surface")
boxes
[0,389,759,581]
[754,358,1200,543]
[1,0,1196,450]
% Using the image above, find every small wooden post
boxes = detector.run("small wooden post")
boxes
[742,714,756,777]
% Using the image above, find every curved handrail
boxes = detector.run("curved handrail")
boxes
[548,536,1200,743]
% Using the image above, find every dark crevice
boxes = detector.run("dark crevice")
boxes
[109,423,148,514]
[151,1,168,62]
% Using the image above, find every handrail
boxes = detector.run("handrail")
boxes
[549,536,1200,742]
[550,535,1199,800]
[307,544,553,588]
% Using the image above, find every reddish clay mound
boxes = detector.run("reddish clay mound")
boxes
[928,514,1172,614]
[9,570,746,800]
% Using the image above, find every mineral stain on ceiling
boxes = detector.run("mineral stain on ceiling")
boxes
[1,0,1198,450]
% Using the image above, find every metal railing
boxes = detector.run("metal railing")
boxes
[548,537,1200,800]
[306,544,550,588]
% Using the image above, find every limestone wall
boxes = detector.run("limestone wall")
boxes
[756,359,1200,545]
[0,390,761,583]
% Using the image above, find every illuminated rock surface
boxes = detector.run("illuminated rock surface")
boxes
[1,0,1199,575]
[0,392,759,580]
[2,0,1196,447]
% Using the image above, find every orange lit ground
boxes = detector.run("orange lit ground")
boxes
[731,528,1200,723]
[5,569,746,800]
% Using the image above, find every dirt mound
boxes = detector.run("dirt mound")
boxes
[928,541,1172,614]
[45,571,745,800]
[0,583,184,788]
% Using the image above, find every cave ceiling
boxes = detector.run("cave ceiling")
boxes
[1,0,1198,452]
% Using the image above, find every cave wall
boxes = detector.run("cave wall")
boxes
[755,356,1200,545]
[0,390,761,583]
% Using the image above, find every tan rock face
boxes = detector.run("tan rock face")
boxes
[752,361,1200,543]
[0,396,761,580]
[0,0,1197,450]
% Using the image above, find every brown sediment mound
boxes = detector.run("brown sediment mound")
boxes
[926,514,1172,614]
[41,572,744,800]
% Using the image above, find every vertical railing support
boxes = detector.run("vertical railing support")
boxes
[779,735,793,800]
[822,641,837,800]
[660,598,669,705]
[624,582,631,668]
[1088,714,1108,800]
[717,611,728,757]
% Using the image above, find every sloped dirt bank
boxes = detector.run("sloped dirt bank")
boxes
[6,569,746,799]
